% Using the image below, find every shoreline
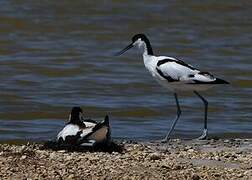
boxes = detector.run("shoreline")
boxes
[0,138,252,179]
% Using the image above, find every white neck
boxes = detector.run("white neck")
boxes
[135,40,149,56]
[142,53,157,77]
[142,43,153,64]
[143,51,156,70]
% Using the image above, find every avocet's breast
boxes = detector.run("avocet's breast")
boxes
[143,55,158,77]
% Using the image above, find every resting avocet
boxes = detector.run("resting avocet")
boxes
[57,107,111,146]
[115,34,229,142]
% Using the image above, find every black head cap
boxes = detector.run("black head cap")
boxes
[71,107,83,115]
[69,107,83,124]
[115,33,153,56]
[132,34,148,43]
[132,33,153,55]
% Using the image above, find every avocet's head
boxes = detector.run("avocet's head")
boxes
[115,34,153,56]
[69,107,83,123]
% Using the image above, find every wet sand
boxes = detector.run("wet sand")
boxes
[0,139,252,179]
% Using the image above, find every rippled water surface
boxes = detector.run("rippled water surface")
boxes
[0,1,251,142]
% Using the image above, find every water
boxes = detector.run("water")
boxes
[0,0,251,142]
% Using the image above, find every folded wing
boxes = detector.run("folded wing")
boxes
[56,115,111,146]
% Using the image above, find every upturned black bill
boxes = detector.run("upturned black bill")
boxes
[114,43,133,56]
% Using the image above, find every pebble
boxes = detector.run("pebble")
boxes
[49,152,57,159]
[149,152,161,160]
[20,155,26,160]
[57,150,66,153]
[192,174,200,180]
[224,140,230,143]
[244,170,252,176]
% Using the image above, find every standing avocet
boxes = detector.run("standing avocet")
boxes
[115,34,229,142]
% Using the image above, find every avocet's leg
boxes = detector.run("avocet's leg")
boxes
[194,91,208,140]
[161,93,181,143]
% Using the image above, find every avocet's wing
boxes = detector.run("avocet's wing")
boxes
[156,57,229,84]
[188,72,229,84]
[156,57,199,82]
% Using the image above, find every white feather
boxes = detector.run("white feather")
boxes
[83,121,96,127]
[142,55,221,92]
[157,61,198,81]
[192,73,216,82]
[56,120,109,143]
[57,122,97,141]
[57,124,80,141]
[80,127,93,137]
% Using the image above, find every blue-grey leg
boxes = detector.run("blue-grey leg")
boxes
[194,91,208,140]
[161,93,181,143]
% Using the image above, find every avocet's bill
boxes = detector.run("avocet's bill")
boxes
[116,33,229,142]
[115,43,134,56]
[57,107,110,146]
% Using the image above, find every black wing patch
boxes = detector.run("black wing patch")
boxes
[157,58,196,70]
[156,68,179,82]
[191,78,229,84]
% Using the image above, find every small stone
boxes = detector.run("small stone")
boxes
[49,152,57,159]
[174,165,181,170]
[192,174,200,180]
[188,149,194,153]
[224,140,230,143]
[161,165,170,169]
[185,146,192,150]
[20,145,26,151]
[149,153,161,160]
[65,155,73,161]
[20,155,26,160]
[57,150,66,153]
[112,152,119,155]
[213,173,221,177]
[244,170,252,176]
[237,173,243,178]
[67,174,74,179]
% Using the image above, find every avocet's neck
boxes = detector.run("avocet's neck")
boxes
[142,40,155,66]
[143,39,153,56]
[68,114,84,127]
[135,38,154,56]
[142,43,149,56]
[143,53,157,76]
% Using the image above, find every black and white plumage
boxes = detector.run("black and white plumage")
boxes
[154,56,229,92]
[57,107,111,146]
[116,34,229,142]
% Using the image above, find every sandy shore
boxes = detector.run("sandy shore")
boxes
[0,139,252,179]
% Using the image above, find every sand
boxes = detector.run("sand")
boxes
[0,139,252,179]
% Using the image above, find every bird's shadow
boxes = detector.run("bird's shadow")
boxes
[41,140,124,153]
